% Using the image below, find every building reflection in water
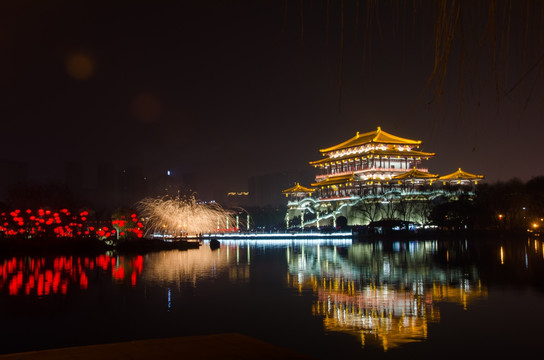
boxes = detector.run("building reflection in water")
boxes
[286,240,488,351]
[3,237,544,352]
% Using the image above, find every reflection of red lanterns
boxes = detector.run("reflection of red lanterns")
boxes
[80,273,88,289]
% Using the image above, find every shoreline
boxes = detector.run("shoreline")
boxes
[0,229,534,256]
[0,237,201,255]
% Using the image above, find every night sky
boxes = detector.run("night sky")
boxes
[2,1,543,201]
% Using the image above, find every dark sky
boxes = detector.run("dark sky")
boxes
[1,1,543,199]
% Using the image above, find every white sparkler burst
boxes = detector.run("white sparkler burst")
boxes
[137,195,237,236]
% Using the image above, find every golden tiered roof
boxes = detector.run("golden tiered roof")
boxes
[439,168,484,180]
[319,126,422,153]
[311,174,357,187]
[309,149,435,166]
[281,182,315,194]
[393,168,439,180]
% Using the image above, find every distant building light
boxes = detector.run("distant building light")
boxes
[167,170,171,176]
[227,191,249,196]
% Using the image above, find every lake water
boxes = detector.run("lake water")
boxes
[1,237,544,359]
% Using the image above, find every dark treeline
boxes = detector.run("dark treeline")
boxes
[432,176,544,233]
[2,177,544,234]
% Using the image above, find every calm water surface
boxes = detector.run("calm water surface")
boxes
[1,237,544,358]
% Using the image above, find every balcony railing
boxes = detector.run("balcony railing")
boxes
[315,168,429,180]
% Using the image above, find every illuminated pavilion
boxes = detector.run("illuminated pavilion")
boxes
[283,127,484,228]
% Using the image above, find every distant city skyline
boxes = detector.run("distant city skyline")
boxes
[0,158,310,209]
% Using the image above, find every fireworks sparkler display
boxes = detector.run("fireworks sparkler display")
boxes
[136,196,241,237]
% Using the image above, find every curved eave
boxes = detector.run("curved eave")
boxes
[311,175,356,187]
[393,169,439,180]
[319,127,422,153]
[309,149,435,166]
[439,168,485,181]
[281,183,315,193]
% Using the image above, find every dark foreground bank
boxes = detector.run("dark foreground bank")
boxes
[0,333,314,360]
[0,237,201,255]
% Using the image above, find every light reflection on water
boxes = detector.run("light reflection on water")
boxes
[0,254,143,296]
[286,241,487,350]
[1,237,544,357]
[141,246,250,284]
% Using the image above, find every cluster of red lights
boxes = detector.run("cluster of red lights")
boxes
[111,213,144,238]
[0,254,144,296]
[0,208,143,240]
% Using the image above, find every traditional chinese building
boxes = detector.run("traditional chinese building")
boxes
[283,127,484,228]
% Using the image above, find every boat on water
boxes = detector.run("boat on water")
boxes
[209,238,220,250]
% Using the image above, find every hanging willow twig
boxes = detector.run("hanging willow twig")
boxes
[280,0,544,112]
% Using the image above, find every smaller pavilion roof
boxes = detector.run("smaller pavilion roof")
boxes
[281,183,315,194]
[393,168,439,180]
[319,126,422,153]
[311,174,357,187]
[439,168,484,181]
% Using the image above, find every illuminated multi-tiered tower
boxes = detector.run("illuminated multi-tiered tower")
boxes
[283,127,484,228]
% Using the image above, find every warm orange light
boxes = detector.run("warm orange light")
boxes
[65,53,94,80]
